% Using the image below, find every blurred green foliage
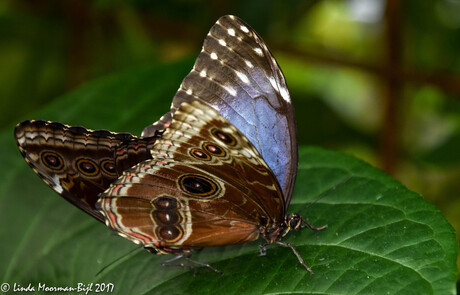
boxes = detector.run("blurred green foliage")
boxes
[1,0,459,281]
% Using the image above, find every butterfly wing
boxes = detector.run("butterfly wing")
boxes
[142,15,297,207]
[14,120,159,222]
[98,101,285,252]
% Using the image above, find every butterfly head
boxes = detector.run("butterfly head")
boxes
[286,213,303,231]
[261,213,303,243]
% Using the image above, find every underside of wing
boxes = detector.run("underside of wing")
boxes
[14,120,159,222]
[142,15,298,207]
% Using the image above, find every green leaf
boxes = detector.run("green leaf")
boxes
[1,61,457,295]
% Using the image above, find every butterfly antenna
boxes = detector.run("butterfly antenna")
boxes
[301,175,353,231]
[304,174,353,210]
[95,247,144,277]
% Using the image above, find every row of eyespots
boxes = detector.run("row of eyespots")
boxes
[41,151,117,176]
[151,196,183,242]
[189,143,226,160]
[182,128,236,199]
[189,128,236,161]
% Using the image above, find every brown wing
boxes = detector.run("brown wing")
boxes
[14,120,159,222]
[97,101,284,252]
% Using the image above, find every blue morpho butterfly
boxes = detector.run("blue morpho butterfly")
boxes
[14,15,326,274]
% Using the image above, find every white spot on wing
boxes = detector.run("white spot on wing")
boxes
[254,47,263,56]
[218,39,227,46]
[279,86,291,102]
[236,71,249,84]
[245,60,254,68]
[262,42,269,51]
[269,76,291,103]
[224,85,237,96]
[240,25,249,33]
[210,52,218,60]
[17,136,25,145]
[269,76,278,91]
[186,89,192,95]
[51,175,63,193]
[200,70,206,77]
[228,28,235,36]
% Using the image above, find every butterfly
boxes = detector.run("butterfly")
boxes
[14,15,325,274]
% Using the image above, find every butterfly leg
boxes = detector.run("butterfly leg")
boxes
[162,254,187,267]
[162,254,195,273]
[275,241,314,275]
[185,256,222,275]
[161,254,222,275]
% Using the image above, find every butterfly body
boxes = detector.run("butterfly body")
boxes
[14,15,323,274]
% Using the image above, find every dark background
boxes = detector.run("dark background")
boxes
[1,0,459,279]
